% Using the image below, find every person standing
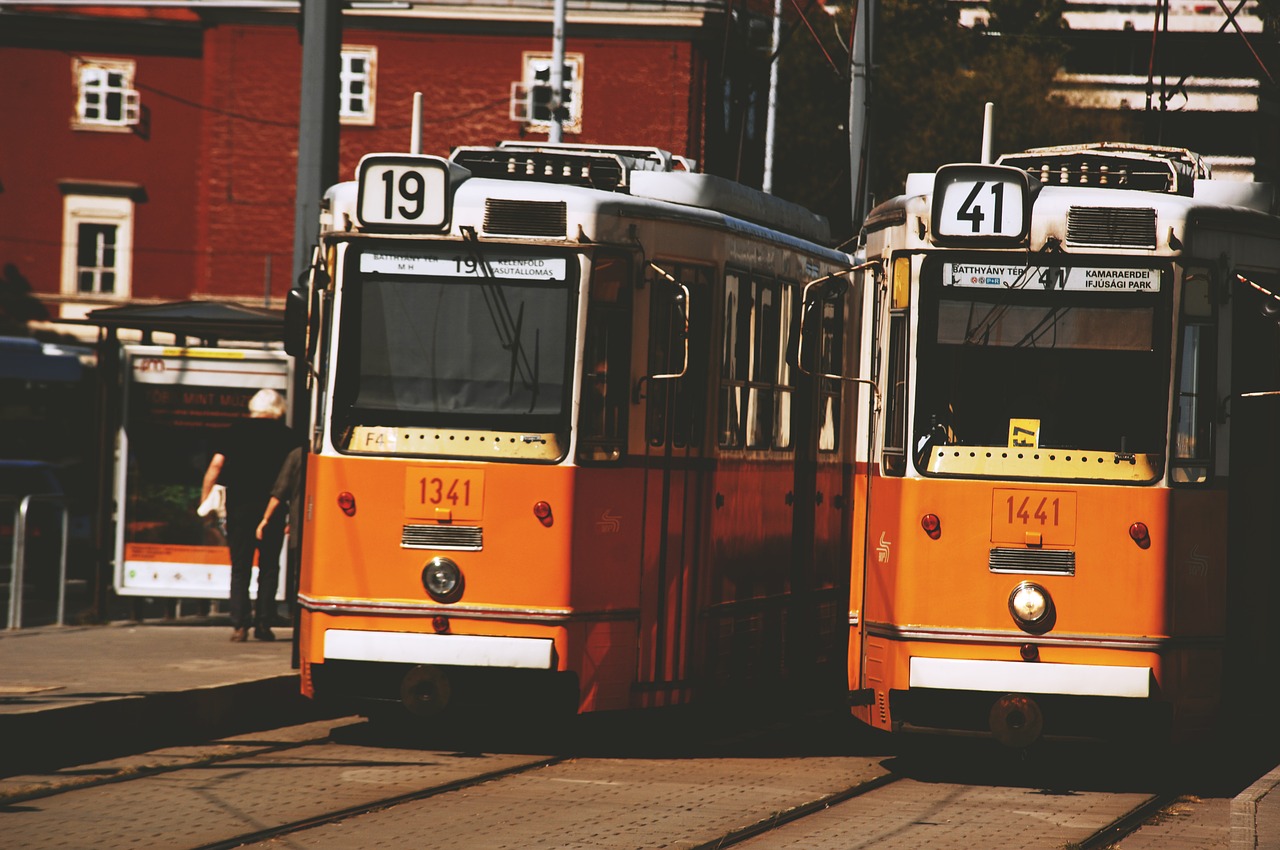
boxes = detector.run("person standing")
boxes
[201,388,297,642]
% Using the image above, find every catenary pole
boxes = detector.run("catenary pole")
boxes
[292,0,342,291]
[550,0,567,143]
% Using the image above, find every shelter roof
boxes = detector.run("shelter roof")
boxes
[81,300,283,343]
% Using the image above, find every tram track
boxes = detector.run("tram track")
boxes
[0,713,1235,850]
[0,717,359,807]
[192,754,567,850]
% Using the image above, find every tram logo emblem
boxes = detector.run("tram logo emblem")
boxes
[876,532,892,563]
[597,509,621,534]
[1187,546,1209,578]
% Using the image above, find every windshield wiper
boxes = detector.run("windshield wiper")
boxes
[462,227,541,409]
[963,239,1066,346]
[1013,304,1072,349]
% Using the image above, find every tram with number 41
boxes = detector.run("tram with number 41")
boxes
[845,143,1280,746]
[285,142,864,723]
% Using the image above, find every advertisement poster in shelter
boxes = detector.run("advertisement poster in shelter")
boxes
[115,346,292,599]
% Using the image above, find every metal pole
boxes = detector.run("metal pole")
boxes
[292,0,342,289]
[550,0,566,143]
[8,497,30,629]
[411,91,423,154]
[55,500,68,626]
[981,102,994,163]
[849,0,874,228]
[763,0,783,194]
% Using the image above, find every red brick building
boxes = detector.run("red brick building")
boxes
[0,2,774,334]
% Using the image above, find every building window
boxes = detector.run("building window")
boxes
[73,57,140,131]
[513,52,584,134]
[340,46,377,126]
[61,192,135,299]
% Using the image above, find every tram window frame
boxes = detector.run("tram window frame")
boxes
[647,262,712,450]
[329,243,579,449]
[881,255,910,475]
[911,253,1172,478]
[817,294,844,454]
[578,251,633,463]
[718,270,786,451]
[1170,267,1216,485]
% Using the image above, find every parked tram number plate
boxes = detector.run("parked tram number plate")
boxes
[405,468,484,522]
[991,489,1076,547]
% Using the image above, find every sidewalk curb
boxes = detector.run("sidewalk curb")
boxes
[2,673,320,775]
[1232,763,1280,850]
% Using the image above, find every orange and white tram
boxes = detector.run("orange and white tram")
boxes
[286,143,863,721]
[846,143,1280,745]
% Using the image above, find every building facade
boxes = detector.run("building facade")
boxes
[0,1,773,334]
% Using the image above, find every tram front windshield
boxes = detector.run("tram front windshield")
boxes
[331,245,575,438]
[913,256,1171,474]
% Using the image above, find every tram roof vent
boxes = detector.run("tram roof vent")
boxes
[450,142,694,192]
[997,143,1210,196]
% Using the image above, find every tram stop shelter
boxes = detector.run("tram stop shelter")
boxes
[74,301,286,622]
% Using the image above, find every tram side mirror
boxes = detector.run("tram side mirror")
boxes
[284,288,307,357]
[633,267,690,403]
[795,273,847,377]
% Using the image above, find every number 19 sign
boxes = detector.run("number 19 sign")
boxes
[356,154,457,232]
[931,164,1032,247]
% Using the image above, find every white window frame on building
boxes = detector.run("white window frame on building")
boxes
[59,182,144,300]
[72,57,140,131]
[340,45,377,126]
[514,52,584,134]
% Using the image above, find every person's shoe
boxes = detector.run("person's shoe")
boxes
[230,627,248,643]
[253,625,276,642]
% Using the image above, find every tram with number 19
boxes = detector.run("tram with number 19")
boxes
[285,142,863,723]
[845,143,1280,746]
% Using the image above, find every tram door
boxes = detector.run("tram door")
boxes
[637,263,712,706]
[789,281,853,696]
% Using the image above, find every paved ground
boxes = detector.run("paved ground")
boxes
[1,613,1278,848]
[0,615,319,774]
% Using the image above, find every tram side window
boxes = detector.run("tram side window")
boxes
[882,313,908,475]
[818,297,844,453]
[647,263,711,449]
[775,285,795,450]
[579,253,632,461]
[1171,269,1215,484]
[719,272,783,450]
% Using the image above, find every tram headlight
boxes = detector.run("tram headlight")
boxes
[1008,582,1054,634]
[422,557,464,604]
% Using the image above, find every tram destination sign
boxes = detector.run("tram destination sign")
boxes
[360,251,568,281]
[943,263,1159,292]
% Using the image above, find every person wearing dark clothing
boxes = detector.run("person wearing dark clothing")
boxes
[201,389,297,642]
[256,446,302,544]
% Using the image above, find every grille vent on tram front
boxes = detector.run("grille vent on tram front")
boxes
[1067,206,1156,249]
[484,199,567,237]
[988,548,1075,576]
[403,524,483,551]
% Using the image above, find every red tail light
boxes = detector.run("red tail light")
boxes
[533,500,553,527]
[337,491,357,517]
[921,513,941,540]
[1128,521,1150,549]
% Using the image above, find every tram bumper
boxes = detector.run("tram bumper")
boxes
[892,657,1161,745]
[310,628,565,716]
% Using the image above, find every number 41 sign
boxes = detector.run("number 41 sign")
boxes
[931,164,1032,247]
